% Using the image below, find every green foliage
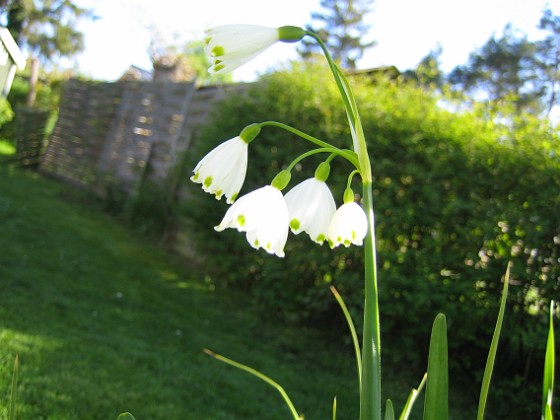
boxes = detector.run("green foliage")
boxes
[187,61,560,416]
[0,97,14,128]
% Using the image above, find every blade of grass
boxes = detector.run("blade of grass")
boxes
[203,348,302,420]
[116,413,136,420]
[476,262,510,420]
[542,300,555,418]
[9,354,18,420]
[333,396,337,420]
[423,313,448,420]
[399,373,427,420]
[330,286,362,392]
[385,399,395,420]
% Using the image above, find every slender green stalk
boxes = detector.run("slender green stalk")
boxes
[361,181,382,420]
[330,285,362,392]
[259,121,359,168]
[399,373,427,420]
[203,349,302,420]
[477,262,510,420]
[306,28,380,420]
[333,396,337,420]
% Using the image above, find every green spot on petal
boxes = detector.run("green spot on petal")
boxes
[191,172,199,181]
[214,62,225,72]
[290,219,301,231]
[230,192,238,202]
[203,176,213,187]
[237,215,246,227]
[316,233,325,243]
[215,190,223,199]
[212,45,225,57]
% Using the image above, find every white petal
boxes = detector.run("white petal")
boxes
[284,178,336,244]
[215,186,289,257]
[191,137,248,203]
[328,202,368,248]
[205,25,279,74]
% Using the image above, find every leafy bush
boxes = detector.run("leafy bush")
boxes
[185,62,559,416]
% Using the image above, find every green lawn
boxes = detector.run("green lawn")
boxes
[0,167,364,419]
[0,167,480,419]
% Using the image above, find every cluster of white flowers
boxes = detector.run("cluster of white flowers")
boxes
[192,25,368,257]
[192,133,367,258]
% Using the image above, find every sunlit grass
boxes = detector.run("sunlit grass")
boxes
[0,167,361,419]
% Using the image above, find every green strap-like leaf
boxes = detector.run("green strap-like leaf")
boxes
[116,413,136,420]
[423,313,448,420]
[385,399,395,420]
[542,300,555,418]
[477,262,510,420]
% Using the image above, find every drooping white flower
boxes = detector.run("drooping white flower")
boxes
[191,136,248,204]
[328,201,368,248]
[205,25,305,74]
[215,185,289,257]
[284,177,336,244]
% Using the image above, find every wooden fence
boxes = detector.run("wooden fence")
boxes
[39,79,248,193]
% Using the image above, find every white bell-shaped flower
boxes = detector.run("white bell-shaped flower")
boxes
[328,189,368,248]
[191,136,248,204]
[215,185,289,257]
[284,176,336,245]
[205,25,305,74]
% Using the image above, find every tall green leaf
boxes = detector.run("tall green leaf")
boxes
[423,313,448,420]
[385,399,395,420]
[477,262,510,420]
[542,300,555,418]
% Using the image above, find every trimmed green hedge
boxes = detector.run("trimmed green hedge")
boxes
[186,62,559,417]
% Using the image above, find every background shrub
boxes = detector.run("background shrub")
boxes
[185,62,559,417]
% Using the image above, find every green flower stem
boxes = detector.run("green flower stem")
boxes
[303,31,357,124]
[285,147,357,173]
[259,121,359,168]
[361,181,382,420]
[305,28,380,419]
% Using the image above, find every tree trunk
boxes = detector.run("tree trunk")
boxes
[26,57,39,107]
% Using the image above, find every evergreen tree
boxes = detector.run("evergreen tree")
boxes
[448,25,539,112]
[298,0,375,70]
[534,7,560,115]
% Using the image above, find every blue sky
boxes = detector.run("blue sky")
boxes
[73,0,558,81]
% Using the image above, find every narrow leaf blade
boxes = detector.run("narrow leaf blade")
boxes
[542,300,555,417]
[477,262,510,420]
[423,313,448,420]
[385,399,395,420]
